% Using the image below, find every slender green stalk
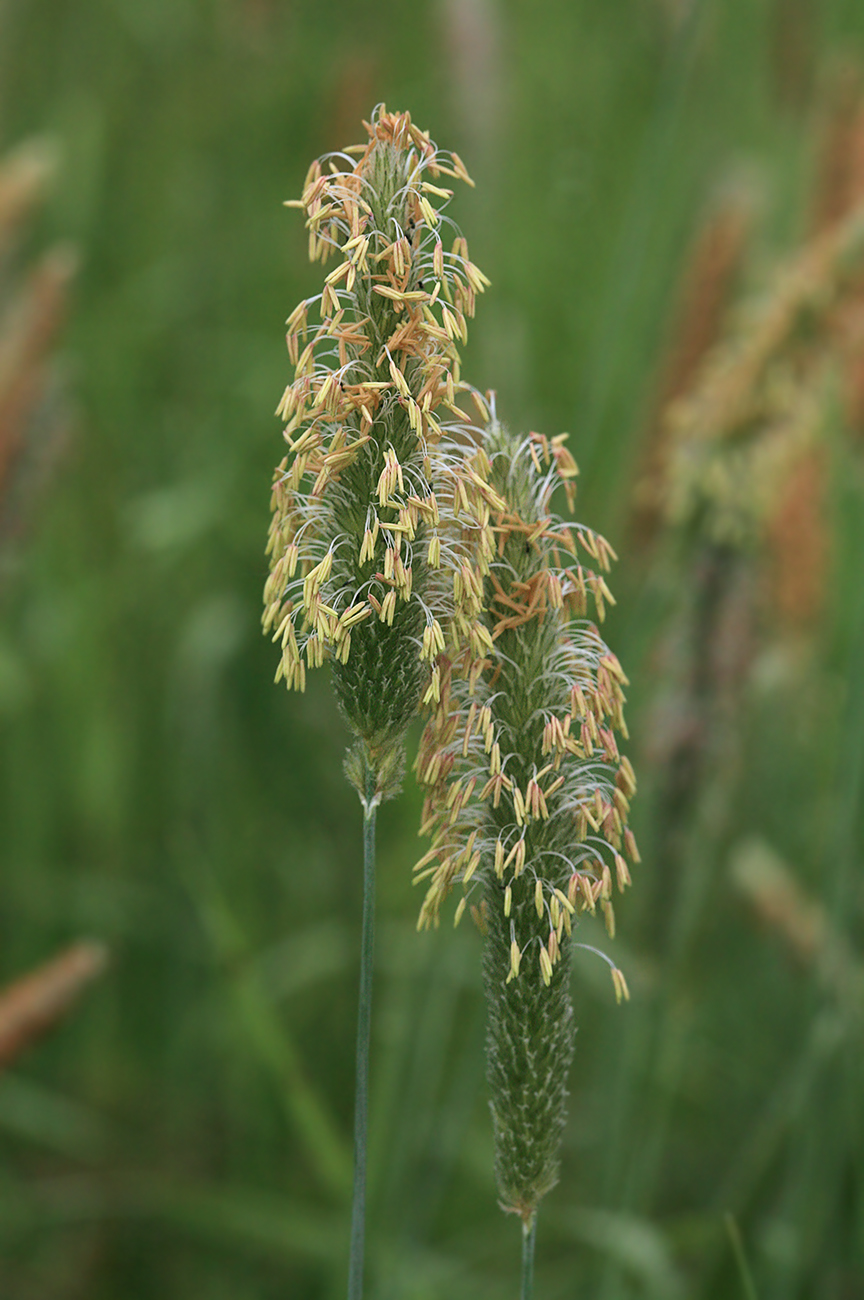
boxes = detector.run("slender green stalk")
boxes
[724,1213,760,1300]
[347,762,378,1300]
[521,1215,537,1300]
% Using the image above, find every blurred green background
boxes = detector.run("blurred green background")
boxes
[0,0,862,1296]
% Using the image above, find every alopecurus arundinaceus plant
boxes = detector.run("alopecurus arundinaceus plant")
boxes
[263,106,498,1300]
[415,410,638,1280]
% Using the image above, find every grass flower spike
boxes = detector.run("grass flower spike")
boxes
[415,410,638,1234]
[264,104,490,800]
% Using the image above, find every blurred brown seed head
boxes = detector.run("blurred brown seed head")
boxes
[730,839,864,1010]
[764,446,829,631]
[630,183,754,548]
[0,942,108,1071]
[0,138,75,550]
[811,61,864,236]
[0,137,57,260]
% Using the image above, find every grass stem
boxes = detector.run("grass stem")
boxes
[521,1215,537,1300]
[724,1212,760,1300]
[347,762,377,1300]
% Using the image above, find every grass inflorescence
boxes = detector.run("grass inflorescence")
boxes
[263,105,492,798]
[415,409,638,1224]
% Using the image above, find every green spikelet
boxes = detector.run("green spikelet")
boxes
[415,409,637,1221]
[483,873,575,1217]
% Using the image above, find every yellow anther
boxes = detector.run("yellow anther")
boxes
[553,887,576,915]
[463,851,480,884]
[611,967,630,1004]
[494,838,505,879]
[615,853,631,891]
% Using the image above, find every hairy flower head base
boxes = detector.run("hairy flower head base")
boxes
[263,107,494,797]
[414,410,638,1220]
